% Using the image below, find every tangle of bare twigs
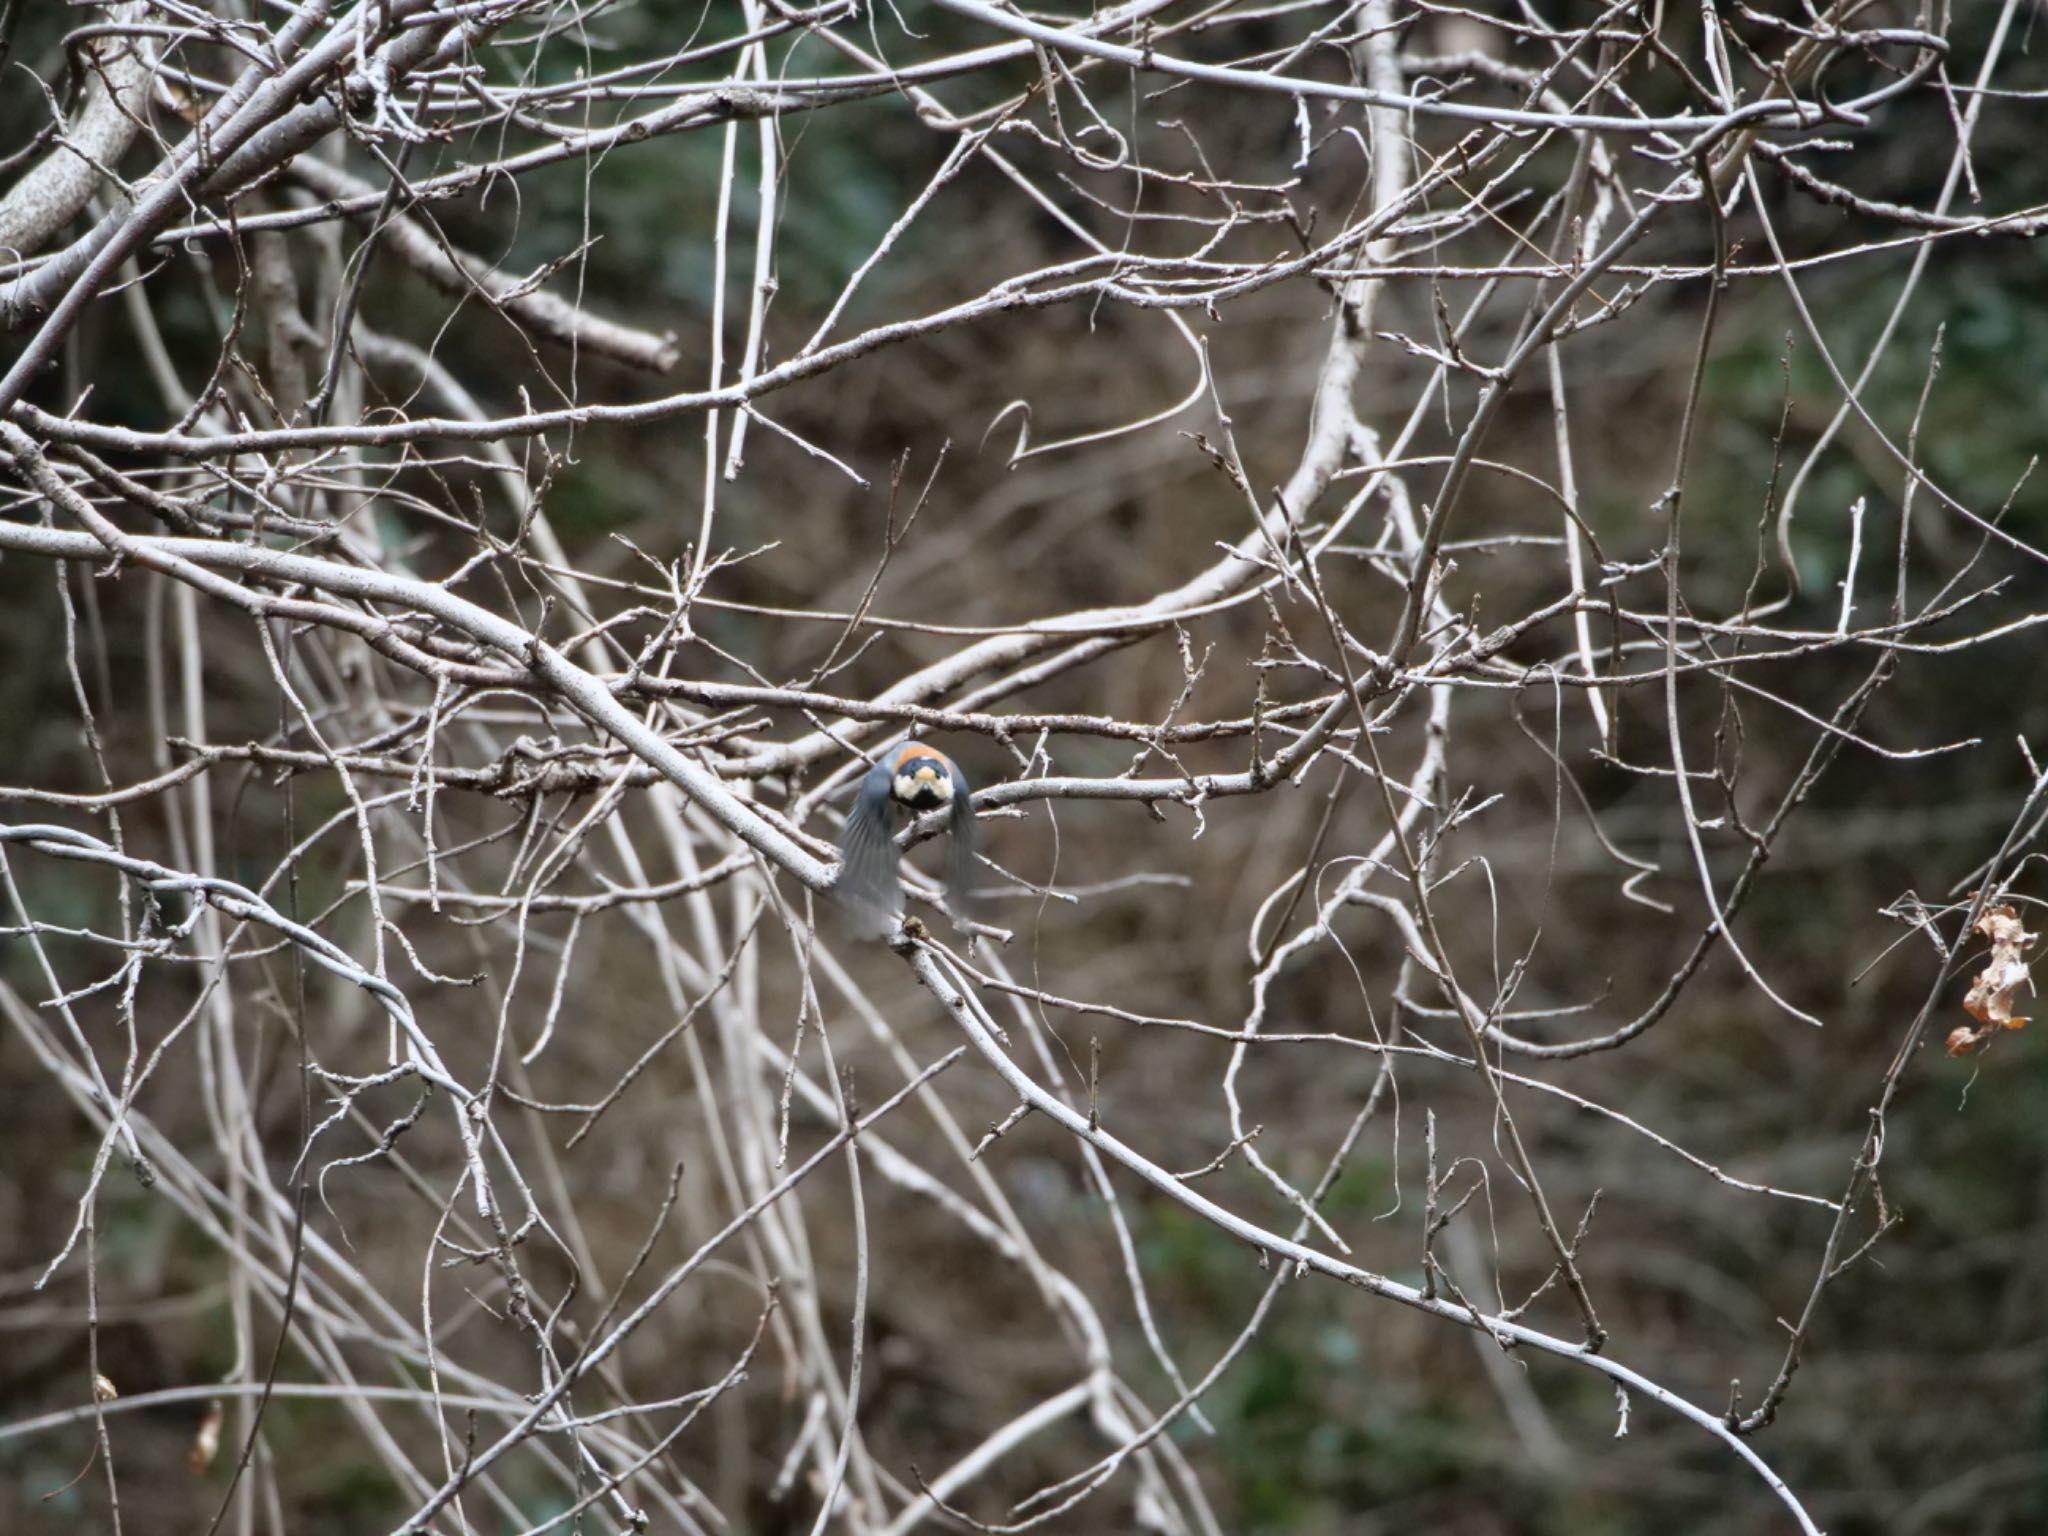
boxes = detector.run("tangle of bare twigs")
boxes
[3,2,2046,1533]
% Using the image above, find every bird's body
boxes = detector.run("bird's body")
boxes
[833,742,977,934]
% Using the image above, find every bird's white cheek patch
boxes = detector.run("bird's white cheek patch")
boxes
[896,767,951,805]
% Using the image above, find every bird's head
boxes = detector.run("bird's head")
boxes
[890,744,956,811]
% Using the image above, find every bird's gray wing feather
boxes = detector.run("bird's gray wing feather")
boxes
[833,765,902,935]
[944,759,978,919]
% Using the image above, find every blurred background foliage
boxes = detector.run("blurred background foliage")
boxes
[4,2,2048,1534]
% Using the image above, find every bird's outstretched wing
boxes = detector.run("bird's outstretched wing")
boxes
[944,756,978,920]
[833,761,903,936]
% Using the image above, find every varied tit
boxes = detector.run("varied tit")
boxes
[833,742,977,934]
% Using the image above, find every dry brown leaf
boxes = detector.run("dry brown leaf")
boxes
[190,1398,223,1476]
[1951,904,2037,1056]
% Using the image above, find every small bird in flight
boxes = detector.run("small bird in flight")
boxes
[833,741,977,935]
